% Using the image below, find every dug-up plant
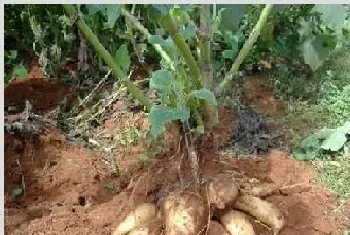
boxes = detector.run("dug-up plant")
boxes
[61,3,275,186]
[293,121,350,160]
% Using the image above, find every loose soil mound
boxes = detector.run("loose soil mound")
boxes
[4,78,349,235]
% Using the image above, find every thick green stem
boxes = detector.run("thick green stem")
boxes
[121,8,175,71]
[162,13,201,80]
[199,4,218,128]
[216,4,274,94]
[62,4,152,111]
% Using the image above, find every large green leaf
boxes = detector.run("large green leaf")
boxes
[313,4,347,30]
[188,88,217,106]
[103,5,121,29]
[149,69,173,93]
[86,4,105,15]
[217,5,247,31]
[299,34,330,71]
[114,43,130,73]
[148,105,190,136]
[222,50,234,59]
[321,131,347,151]
[338,121,350,135]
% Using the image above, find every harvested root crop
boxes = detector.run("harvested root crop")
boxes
[112,203,157,235]
[162,191,208,235]
[127,219,163,235]
[208,174,239,209]
[233,195,285,235]
[220,210,255,235]
[207,220,230,235]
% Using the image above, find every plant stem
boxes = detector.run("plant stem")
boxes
[200,4,218,128]
[62,4,152,111]
[121,8,175,71]
[216,4,274,94]
[123,5,143,63]
[162,13,201,80]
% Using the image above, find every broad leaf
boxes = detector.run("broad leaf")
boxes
[103,5,121,29]
[222,50,234,59]
[299,34,330,71]
[293,152,315,161]
[86,4,105,15]
[188,88,217,106]
[217,5,247,31]
[182,21,197,40]
[148,105,190,136]
[297,19,313,37]
[114,44,130,73]
[321,131,347,151]
[313,4,347,30]
[338,121,350,135]
[149,69,173,93]
[13,65,28,79]
[148,35,168,46]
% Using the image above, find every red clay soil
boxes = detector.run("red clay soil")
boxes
[5,61,77,114]
[242,74,284,116]
[5,131,349,235]
[4,77,349,235]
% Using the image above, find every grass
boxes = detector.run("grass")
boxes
[315,152,350,199]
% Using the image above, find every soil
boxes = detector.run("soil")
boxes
[4,68,349,235]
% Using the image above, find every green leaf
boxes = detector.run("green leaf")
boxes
[182,21,197,40]
[148,35,167,45]
[148,105,190,137]
[338,121,350,135]
[297,19,313,37]
[321,131,347,152]
[196,125,205,134]
[103,5,121,29]
[104,183,115,192]
[293,152,315,161]
[318,34,338,49]
[86,4,105,15]
[13,65,28,79]
[188,88,217,106]
[148,35,174,49]
[114,44,130,73]
[152,4,174,14]
[218,5,247,31]
[149,69,173,93]
[222,50,234,59]
[299,34,330,71]
[313,4,347,30]
[8,50,17,59]
[12,188,23,197]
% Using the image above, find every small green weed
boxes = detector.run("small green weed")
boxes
[114,126,146,147]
